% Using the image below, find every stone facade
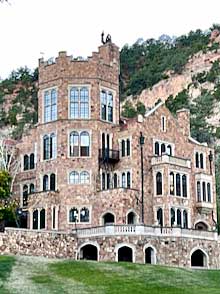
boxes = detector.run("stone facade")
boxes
[8,41,219,268]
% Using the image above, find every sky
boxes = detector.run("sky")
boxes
[0,0,220,78]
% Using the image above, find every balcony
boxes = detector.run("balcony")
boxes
[99,149,120,164]
[151,155,191,168]
[72,224,218,240]
[196,201,213,214]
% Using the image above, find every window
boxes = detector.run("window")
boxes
[69,171,90,185]
[43,133,56,160]
[157,208,163,226]
[177,209,181,227]
[32,208,47,230]
[50,173,56,191]
[156,172,162,195]
[183,210,188,228]
[127,139,131,156]
[154,141,173,156]
[182,175,187,197]
[122,140,125,157]
[44,88,57,123]
[121,138,131,157]
[70,171,79,184]
[197,181,201,202]
[69,207,90,223]
[122,172,126,188]
[176,174,181,196]
[69,86,89,119]
[102,173,106,190]
[107,173,111,189]
[29,183,35,194]
[23,155,29,171]
[23,185,28,206]
[202,181,206,201]
[127,172,131,188]
[69,131,90,157]
[113,173,118,188]
[80,171,90,184]
[207,183,211,202]
[69,207,78,223]
[195,151,205,169]
[161,116,166,132]
[40,209,46,229]
[101,89,114,122]
[30,153,35,169]
[33,210,38,230]
[170,208,175,226]
[80,207,90,222]
[169,172,175,195]
[43,175,49,191]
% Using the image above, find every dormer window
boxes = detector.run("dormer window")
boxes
[44,88,57,123]
[101,89,114,123]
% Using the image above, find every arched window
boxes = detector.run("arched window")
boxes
[195,152,199,168]
[106,173,110,189]
[167,145,172,156]
[183,210,188,229]
[127,172,131,188]
[101,90,107,120]
[169,172,175,195]
[176,174,181,196]
[70,87,79,119]
[103,212,115,225]
[122,172,126,188]
[200,153,204,169]
[43,175,49,191]
[155,142,159,155]
[121,140,126,157]
[207,183,211,202]
[40,209,45,229]
[29,153,35,169]
[161,143,166,154]
[127,139,130,156]
[70,131,79,157]
[69,207,78,223]
[29,183,35,194]
[80,207,90,222]
[127,211,137,224]
[43,135,50,160]
[23,185,28,206]
[108,92,113,122]
[202,181,206,202]
[102,173,106,190]
[23,155,29,171]
[157,208,163,226]
[50,173,56,191]
[170,208,175,226]
[177,209,181,227]
[33,210,38,230]
[69,171,79,184]
[182,175,187,197]
[113,173,118,188]
[197,181,201,202]
[80,87,89,119]
[80,171,90,184]
[156,172,162,195]
[80,131,90,156]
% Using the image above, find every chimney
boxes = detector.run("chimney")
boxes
[176,109,190,137]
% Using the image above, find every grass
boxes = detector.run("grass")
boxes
[1,256,220,293]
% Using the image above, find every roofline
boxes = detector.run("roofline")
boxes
[144,101,164,118]
[188,136,208,147]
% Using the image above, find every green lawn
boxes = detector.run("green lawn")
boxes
[1,255,220,293]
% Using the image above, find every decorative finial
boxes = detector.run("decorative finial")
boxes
[101,31,112,45]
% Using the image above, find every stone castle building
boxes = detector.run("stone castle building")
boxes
[3,39,220,268]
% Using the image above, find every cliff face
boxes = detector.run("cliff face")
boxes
[124,49,220,109]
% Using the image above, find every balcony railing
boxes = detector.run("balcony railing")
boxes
[151,155,191,168]
[99,149,120,164]
[73,224,218,240]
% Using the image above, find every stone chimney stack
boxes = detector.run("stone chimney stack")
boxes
[176,109,190,137]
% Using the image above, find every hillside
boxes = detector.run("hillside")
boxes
[1,255,220,294]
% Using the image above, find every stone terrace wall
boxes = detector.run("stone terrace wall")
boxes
[1,228,220,269]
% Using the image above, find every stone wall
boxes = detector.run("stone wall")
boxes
[1,228,220,269]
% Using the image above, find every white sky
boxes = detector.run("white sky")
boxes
[0,0,220,78]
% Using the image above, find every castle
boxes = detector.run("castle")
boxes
[2,39,220,268]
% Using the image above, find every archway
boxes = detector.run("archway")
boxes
[145,247,156,264]
[191,249,207,267]
[103,212,115,225]
[118,246,133,262]
[127,211,137,224]
[195,221,208,231]
[80,244,98,261]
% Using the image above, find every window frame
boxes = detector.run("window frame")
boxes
[100,87,115,123]
[68,130,91,158]
[43,87,58,123]
[67,205,91,224]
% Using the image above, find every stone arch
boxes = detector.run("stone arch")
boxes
[115,243,135,263]
[190,247,209,268]
[126,209,138,224]
[143,244,157,265]
[78,241,100,261]
[101,211,116,225]
[194,220,209,231]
